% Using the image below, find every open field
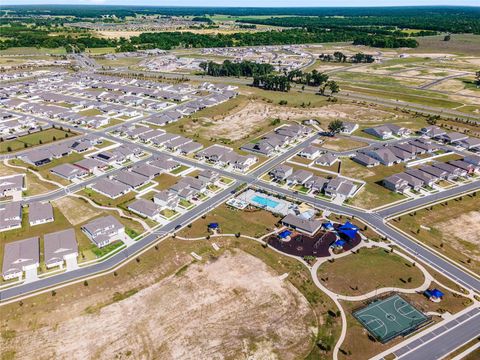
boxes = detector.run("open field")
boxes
[341,158,406,209]
[0,128,76,153]
[178,203,281,238]
[390,193,480,275]
[0,47,67,55]
[410,34,480,56]
[317,248,424,296]
[321,136,368,151]
[0,250,314,360]
[0,236,342,360]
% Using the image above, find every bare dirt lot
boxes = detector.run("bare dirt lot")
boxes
[1,251,314,360]
[438,210,480,259]
[190,100,403,142]
[52,196,99,226]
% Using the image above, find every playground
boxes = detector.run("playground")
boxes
[353,294,429,343]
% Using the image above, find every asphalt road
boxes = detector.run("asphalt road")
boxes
[394,306,480,360]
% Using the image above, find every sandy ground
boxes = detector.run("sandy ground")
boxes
[52,196,99,225]
[321,137,368,152]
[1,251,314,360]
[193,101,400,141]
[438,210,480,250]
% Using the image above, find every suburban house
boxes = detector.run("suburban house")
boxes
[459,137,480,151]
[89,178,131,199]
[286,169,313,186]
[281,214,322,235]
[432,162,467,179]
[74,158,108,173]
[352,153,380,167]
[81,215,125,248]
[44,228,78,269]
[298,146,321,160]
[464,155,480,167]
[28,201,54,226]
[153,190,179,210]
[324,178,358,198]
[418,165,450,181]
[316,153,339,166]
[420,125,446,139]
[449,160,477,175]
[340,122,359,135]
[21,149,52,166]
[131,164,163,179]
[0,202,22,232]
[364,124,410,139]
[269,165,294,181]
[112,170,149,189]
[50,163,88,180]
[304,176,329,193]
[383,174,409,193]
[405,169,437,187]
[170,177,207,200]
[197,169,220,184]
[0,174,26,197]
[367,148,401,166]
[127,199,161,220]
[2,237,39,280]
[440,132,469,144]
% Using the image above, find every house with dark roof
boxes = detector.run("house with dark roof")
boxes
[352,153,380,167]
[269,165,293,181]
[432,162,467,179]
[286,169,313,186]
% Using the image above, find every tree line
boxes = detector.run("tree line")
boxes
[319,52,375,64]
[199,60,274,77]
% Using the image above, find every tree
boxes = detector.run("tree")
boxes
[328,120,345,135]
[476,71,480,87]
[327,80,340,94]
[443,34,451,41]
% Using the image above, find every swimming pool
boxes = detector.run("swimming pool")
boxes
[252,195,280,209]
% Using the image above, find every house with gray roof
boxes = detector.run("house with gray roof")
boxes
[197,169,220,184]
[405,169,437,187]
[432,162,467,179]
[128,199,161,220]
[178,141,203,155]
[153,190,179,210]
[113,170,149,189]
[74,158,107,173]
[316,153,338,166]
[420,125,446,138]
[81,215,125,248]
[298,146,321,160]
[340,122,359,135]
[281,214,322,235]
[367,148,401,166]
[0,174,25,197]
[44,228,78,269]
[286,169,313,186]
[269,165,293,181]
[0,202,22,232]
[448,160,476,175]
[459,137,480,151]
[2,237,39,280]
[50,163,88,180]
[441,132,469,144]
[21,149,52,166]
[131,164,163,179]
[89,178,130,199]
[324,178,358,198]
[395,172,424,191]
[29,201,54,226]
[418,165,450,181]
[383,174,409,193]
[304,176,329,193]
[464,155,480,167]
[352,153,380,167]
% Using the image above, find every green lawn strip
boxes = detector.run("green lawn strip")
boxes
[318,248,424,296]
[170,165,189,175]
[0,128,77,153]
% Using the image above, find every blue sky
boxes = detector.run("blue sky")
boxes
[3,1,479,6]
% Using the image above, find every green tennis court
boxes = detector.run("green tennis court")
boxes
[353,294,429,343]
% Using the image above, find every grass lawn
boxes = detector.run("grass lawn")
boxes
[0,128,77,153]
[341,158,406,209]
[95,139,116,149]
[82,188,136,207]
[0,47,67,55]
[178,204,281,238]
[154,173,179,190]
[78,108,104,117]
[318,248,424,296]
[170,165,189,175]
[321,137,368,152]
[390,193,480,275]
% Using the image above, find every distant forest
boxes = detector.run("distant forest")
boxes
[1,6,479,51]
